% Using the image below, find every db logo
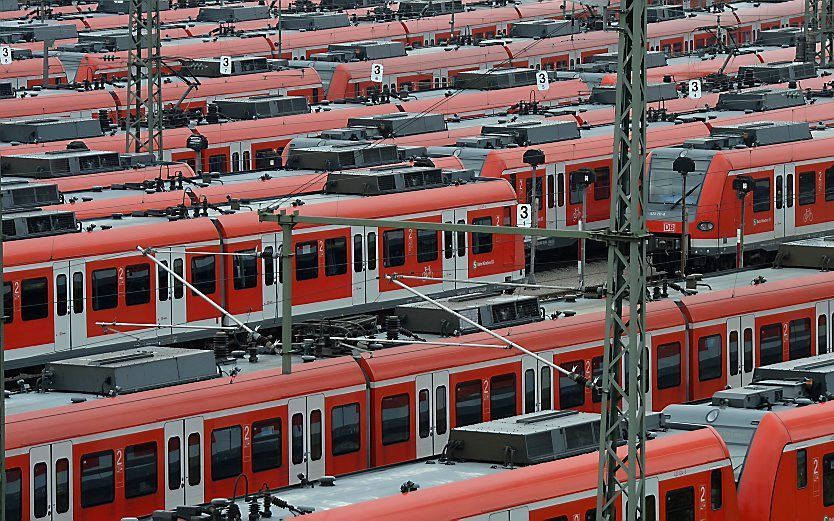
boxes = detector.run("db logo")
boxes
[663,222,676,233]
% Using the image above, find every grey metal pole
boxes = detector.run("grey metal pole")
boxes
[278,0,283,59]
[280,222,294,375]
[528,167,537,285]
[738,195,745,269]
[579,187,587,292]
[680,173,688,276]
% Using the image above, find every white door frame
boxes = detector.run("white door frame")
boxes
[740,314,756,386]
[350,226,365,306]
[454,209,469,287]
[53,263,71,352]
[261,234,278,322]
[288,394,327,485]
[69,261,87,349]
[521,356,539,414]
[415,373,433,459]
[441,211,456,292]
[29,441,73,521]
[170,251,187,327]
[726,316,742,388]
[816,301,831,355]
[365,228,380,304]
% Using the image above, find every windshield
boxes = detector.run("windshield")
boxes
[648,154,710,205]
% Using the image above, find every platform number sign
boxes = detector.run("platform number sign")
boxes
[0,46,11,65]
[219,55,232,76]
[370,63,384,83]
[517,203,532,228]
[688,79,702,99]
[536,70,550,91]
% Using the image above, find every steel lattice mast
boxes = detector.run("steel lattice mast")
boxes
[125,0,164,157]
[595,0,649,517]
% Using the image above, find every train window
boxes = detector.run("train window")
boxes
[560,360,585,408]
[252,419,282,472]
[820,315,828,354]
[711,469,723,509]
[472,217,493,254]
[797,449,808,489]
[455,380,483,427]
[490,373,517,420]
[168,437,181,490]
[789,318,812,359]
[558,172,565,207]
[325,237,348,276]
[436,386,448,435]
[158,261,169,301]
[541,366,552,410]
[657,342,682,389]
[526,176,544,210]
[310,410,323,461]
[353,235,363,273]
[569,174,583,204]
[457,220,466,257]
[826,165,834,201]
[784,174,791,208]
[3,281,11,324]
[417,229,439,263]
[524,369,536,414]
[174,260,184,299]
[753,178,771,213]
[73,271,84,313]
[760,323,783,366]
[665,486,694,521]
[56,274,68,316]
[444,229,454,259]
[823,453,834,506]
[729,331,739,377]
[585,509,596,521]
[34,461,47,518]
[242,151,251,170]
[191,256,217,295]
[419,389,430,438]
[232,152,240,172]
[210,426,242,481]
[332,403,361,456]
[295,241,319,281]
[547,174,555,208]
[382,393,411,445]
[56,458,69,514]
[5,468,21,521]
[591,356,603,403]
[231,250,258,290]
[125,263,151,306]
[21,277,48,320]
[292,413,304,465]
[208,154,227,173]
[698,335,722,381]
[744,328,754,373]
[91,269,118,311]
[799,172,816,205]
[367,232,377,270]
[383,229,406,267]
[80,450,114,508]
[125,442,158,498]
[594,167,611,201]
[264,247,275,286]
[188,433,201,486]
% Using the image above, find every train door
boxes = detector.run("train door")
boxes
[262,234,279,322]
[454,208,470,287]
[28,441,73,521]
[163,417,205,509]
[817,301,831,354]
[170,251,187,327]
[154,252,173,337]
[441,210,457,292]
[622,334,652,412]
[351,226,365,305]
[554,165,566,229]
[69,262,87,349]
[487,507,529,521]
[740,314,755,385]
[545,164,560,229]
[783,165,796,238]
[521,356,553,414]
[53,262,71,352]
[288,394,326,485]
[414,370,450,459]
[624,476,659,520]
[727,315,758,387]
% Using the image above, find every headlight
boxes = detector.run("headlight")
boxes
[697,221,715,231]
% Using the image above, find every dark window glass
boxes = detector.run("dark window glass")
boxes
[789,318,812,359]
[125,263,151,306]
[187,433,201,486]
[591,356,603,403]
[799,171,816,205]
[367,232,377,270]
[456,220,466,257]
[797,448,807,489]
[778,174,785,209]
[252,418,282,472]
[698,335,722,381]
[34,462,47,518]
[524,368,536,414]
[210,426,242,481]
[208,153,227,173]
[80,450,114,508]
[585,509,596,521]
[158,261,169,301]
[547,174,555,208]
[444,229,454,259]
[91,269,118,311]
[173,259,184,299]
[744,328,754,372]
[436,386,448,435]
[325,237,347,276]
[666,486,695,521]
[55,458,69,514]
[657,342,682,389]
[570,173,583,204]
[72,272,84,313]
[292,413,303,465]
[820,315,828,355]
[383,229,405,267]
[419,389,430,438]
[5,468,21,521]
[753,178,771,213]
[3,281,12,324]
[264,247,275,286]
[353,234,363,273]
[455,380,482,427]
[168,437,181,491]
[233,250,258,289]
[490,373,517,420]
[711,469,722,510]
[295,241,318,281]
[729,331,739,377]
[417,229,439,263]
[21,277,48,320]
[594,167,611,200]
[472,217,493,254]
[526,176,543,210]
[541,366,552,410]
[823,453,834,506]
[310,410,322,461]
[560,360,585,408]
[558,172,565,207]
[56,274,68,316]
[646,495,657,521]
[191,256,216,295]
[125,442,158,498]
[332,403,361,456]
[760,323,783,366]
[382,393,410,445]
[825,165,834,201]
